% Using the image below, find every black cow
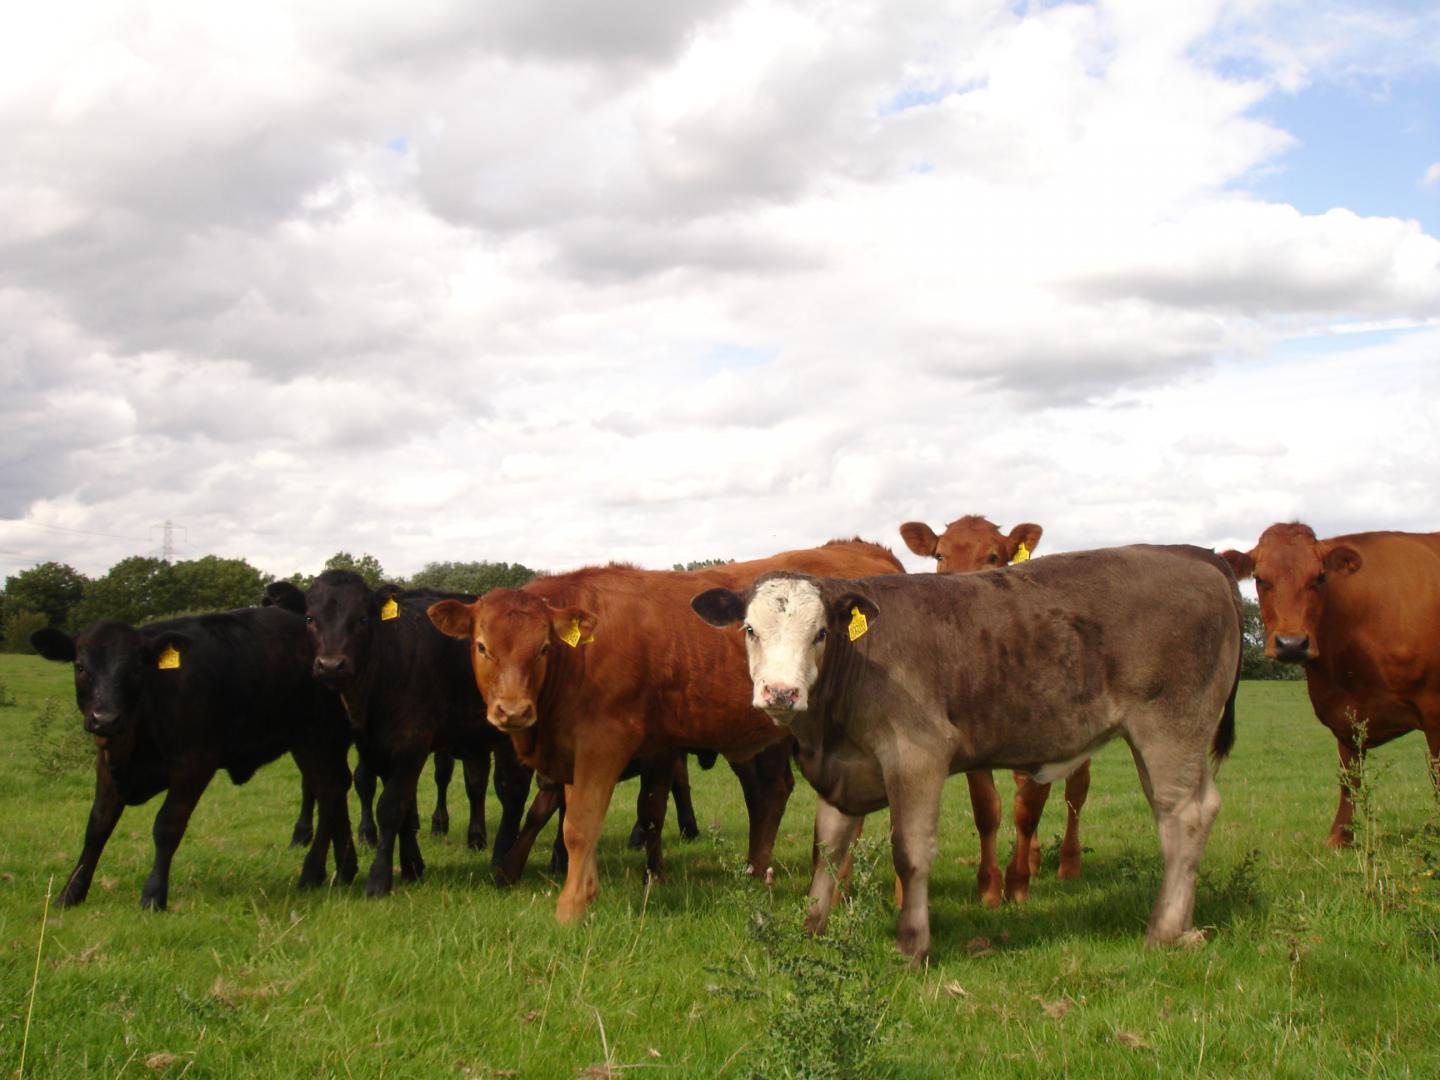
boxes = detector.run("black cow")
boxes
[32,608,356,910]
[269,571,536,897]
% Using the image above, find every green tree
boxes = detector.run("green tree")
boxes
[1,609,48,654]
[3,562,89,629]
[71,556,179,627]
[673,558,733,572]
[170,555,266,613]
[407,560,537,596]
[324,551,387,588]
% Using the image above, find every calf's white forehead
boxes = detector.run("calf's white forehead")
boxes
[747,579,826,639]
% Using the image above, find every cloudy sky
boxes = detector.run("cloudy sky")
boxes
[3,0,1438,583]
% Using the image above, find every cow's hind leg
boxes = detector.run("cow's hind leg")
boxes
[1130,743,1220,945]
[966,770,1004,908]
[633,755,677,881]
[366,757,424,898]
[495,778,560,885]
[1058,761,1092,880]
[489,746,532,866]
[463,754,491,851]
[671,756,701,841]
[430,750,454,837]
[291,775,315,847]
[354,758,379,848]
[806,796,865,937]
[1006,773,1050,903]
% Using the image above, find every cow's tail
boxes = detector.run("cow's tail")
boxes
[1210,551,1245,768]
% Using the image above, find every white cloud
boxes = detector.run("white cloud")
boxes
[2,0,1438,586]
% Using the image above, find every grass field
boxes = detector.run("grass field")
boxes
[3,654,1440,1078]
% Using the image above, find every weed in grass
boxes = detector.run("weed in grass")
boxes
[26,697,92,779]
[709,836,901,1080]
[0,673,17,707]
[1339,717,1393,904]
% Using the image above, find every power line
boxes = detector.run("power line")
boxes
[1,519,151,543]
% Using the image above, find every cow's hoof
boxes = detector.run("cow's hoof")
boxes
[290,826,314,848]
[467,830,487,852]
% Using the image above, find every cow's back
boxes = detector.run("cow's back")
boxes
[526,541,905,762]
[815,545,1241,773]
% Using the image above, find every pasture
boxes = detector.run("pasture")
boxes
[2,654,1439,1078]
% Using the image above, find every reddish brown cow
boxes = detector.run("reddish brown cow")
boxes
[899,515,1089,905]
[427,539,905,924]
[1223,522,1440,846]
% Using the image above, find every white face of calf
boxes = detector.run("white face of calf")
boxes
[741,577,831,717]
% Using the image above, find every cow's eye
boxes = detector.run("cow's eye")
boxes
[743,624,756,639]
[1314,573,1326,588]
[74,663,86,676]
[814,627,828,643]
[358,615,370,625]
[1254,577,1270,590]
[475,641,487,656]
[986,553,1000,565]
[539,642,550,656]
[304,615,314,625]
[935,554,945,564]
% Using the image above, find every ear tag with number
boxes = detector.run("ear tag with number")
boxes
[560,618,583,648]
[847,606,869,642]
[157,645,181,671]
[1013,542,1031,564]
[380,597,399,621]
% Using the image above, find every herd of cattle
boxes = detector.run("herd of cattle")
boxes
[28,516,1440,961]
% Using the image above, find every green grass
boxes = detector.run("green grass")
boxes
[3,657,1440,1077]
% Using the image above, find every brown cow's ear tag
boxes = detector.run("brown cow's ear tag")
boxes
[157,645,181,671]
[1013,542,1031,563]
[847,606,869,642]
[559,617,594,648]
[380,597,399,621]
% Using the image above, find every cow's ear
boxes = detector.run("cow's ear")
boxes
[31,628,76,663]
[691,588,747,628]
[831,592,880,641]
[549,606,597,648]
[1323,544,1363,577]
[263,580,306,614]
[1221,549,1255,580]
[144,631,194,670]
[1007,522,1043,562]
[427,599,474,639]
[898,522,939,559]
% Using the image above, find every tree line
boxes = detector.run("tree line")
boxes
[0,551,537,653]
[1,552,1296,679]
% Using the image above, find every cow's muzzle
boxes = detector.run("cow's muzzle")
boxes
[312,655,356,686]
[757,683,804,719]
[489,700,537,732]
[84,709,121,736]
[1271,634,1314,664]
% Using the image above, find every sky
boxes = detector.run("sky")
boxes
[2,0,1438,584]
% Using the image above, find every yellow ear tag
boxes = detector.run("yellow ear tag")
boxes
[157,645,181,671]
[1013,543,1031,564]
[559,618,582,648]
[847,606,869,642]
[380,597,399,621]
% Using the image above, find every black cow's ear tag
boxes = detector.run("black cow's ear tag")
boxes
[380,598,399,621]
[157,645,182,670]
[847,606,869,642]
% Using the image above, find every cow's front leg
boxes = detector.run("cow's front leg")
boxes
[965,770,1003,908]
[140,768,214,911]
[290,743,356,888]
[1329,740,1360,848]
[59,759,127,908]
[556,733,637,925]
[366,756,423,898]
[290,775,316,847]
[805,796,864,936]
[887,766,945,964]
[354,757,379,848]
[489,745,533,870]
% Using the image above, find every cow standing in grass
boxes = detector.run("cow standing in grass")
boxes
[692,545,1242,961]
[32,608,356,910]
[269,571,538,898]
[427,539,906,924]
[900,514,1089,904]
[1223,523,1440,846]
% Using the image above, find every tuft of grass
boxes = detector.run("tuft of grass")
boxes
[27,697,93,779]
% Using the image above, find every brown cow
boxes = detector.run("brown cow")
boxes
[900,515,1088,905]
[427,539,905,924]
[1222,522,1440,846]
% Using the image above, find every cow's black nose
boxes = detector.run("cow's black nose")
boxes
[1273,634,1311,662]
